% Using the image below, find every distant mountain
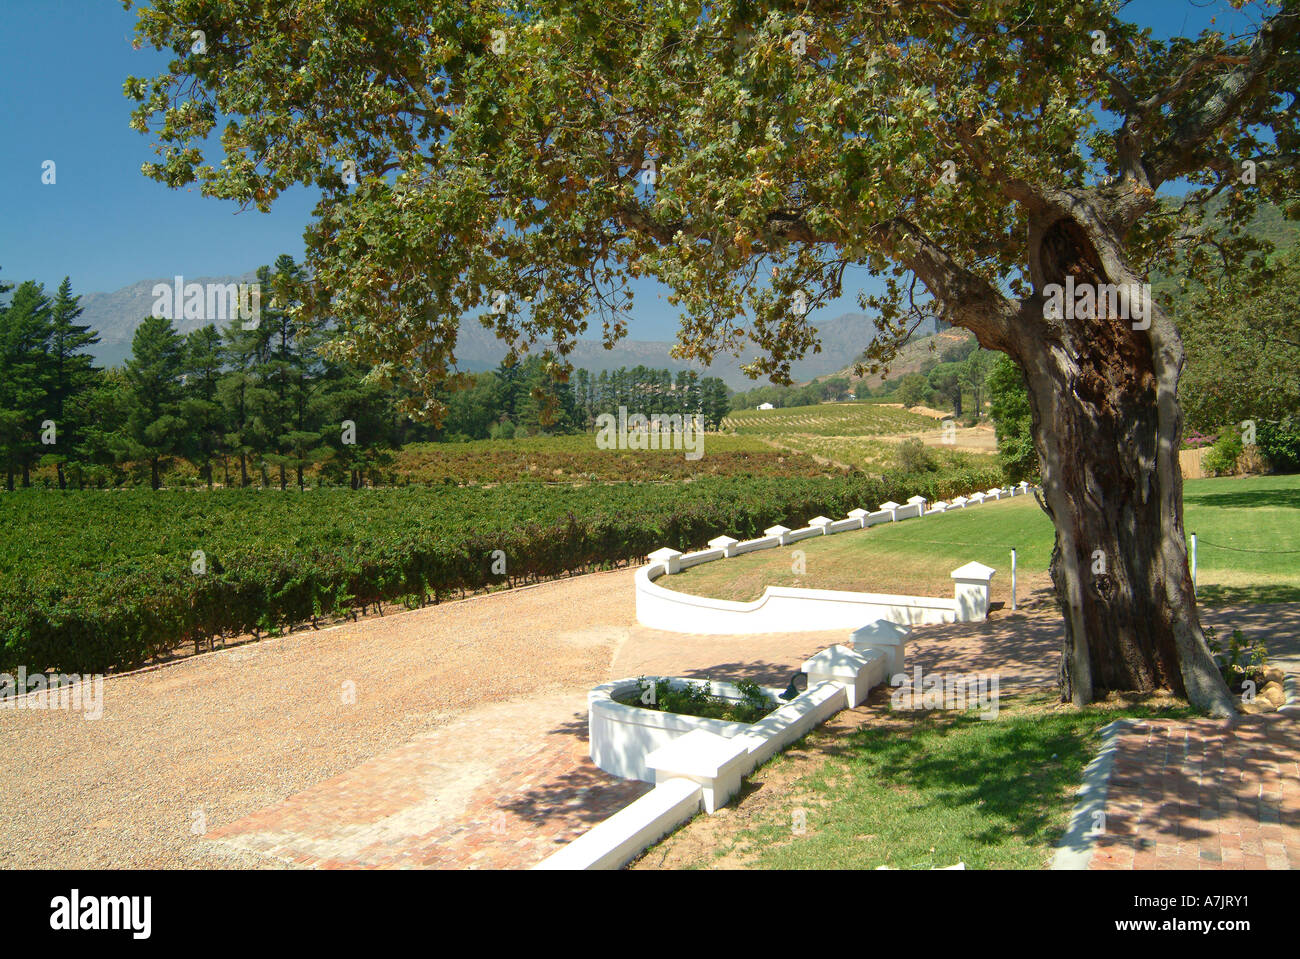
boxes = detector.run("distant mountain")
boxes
[77,273,883,389]
[79,271,262,368]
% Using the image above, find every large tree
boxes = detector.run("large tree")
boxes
[1179,243,1300,432]
[126,1,1300,714]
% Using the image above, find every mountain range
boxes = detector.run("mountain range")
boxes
[76,273,884,389]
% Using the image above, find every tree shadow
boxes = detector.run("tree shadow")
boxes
[1198,583,1300,606]
[1184,487,1300,510]
[494,762,653,832]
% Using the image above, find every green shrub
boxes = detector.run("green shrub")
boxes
[895,438,937,473]
[1257,417,1300,473]
[1202,429,1244,476]
[1204,626,1268,691]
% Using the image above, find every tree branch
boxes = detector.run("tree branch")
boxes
[1143,10,1300,187]
[871,216,1019,352]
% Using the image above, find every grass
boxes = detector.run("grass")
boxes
[666,473,1300,608]
[635,692,1194,870]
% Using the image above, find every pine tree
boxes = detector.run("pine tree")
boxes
[46,277,100,488]
[0,280,55,489]
[180,324,225,487]
[122,314,186,489]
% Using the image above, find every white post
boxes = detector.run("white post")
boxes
[1011,548,1017,612]
[1190,533,1197,597]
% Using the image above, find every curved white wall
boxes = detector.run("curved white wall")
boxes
[636,567,963,634]
[635,484,1033,635]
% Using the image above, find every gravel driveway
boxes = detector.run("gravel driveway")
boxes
[0,569,635,868]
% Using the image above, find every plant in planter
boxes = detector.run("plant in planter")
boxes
[617,677,777,724]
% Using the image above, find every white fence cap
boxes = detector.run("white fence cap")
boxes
[803,643,872,677]
[645,729,750,779]
[950,561,997,582]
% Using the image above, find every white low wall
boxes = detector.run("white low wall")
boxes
[635,483,1032,635]
[533,776,703,870]
[636,572,967,634]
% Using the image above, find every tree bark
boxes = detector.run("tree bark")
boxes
[1017,210,1235,716]
[875,195,1235,717]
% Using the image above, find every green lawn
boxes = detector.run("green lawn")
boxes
[638,694,1194,870]
[667,473,1300,607]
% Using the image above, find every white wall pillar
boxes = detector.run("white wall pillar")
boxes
[950,561,997,620]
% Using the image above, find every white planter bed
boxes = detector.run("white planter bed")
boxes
[588,677,785,782]
[540,642,892,870]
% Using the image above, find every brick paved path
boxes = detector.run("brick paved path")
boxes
[206,692,651,869]
[1089,716,1300,870]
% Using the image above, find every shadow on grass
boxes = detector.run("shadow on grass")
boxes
[1184,486,1300,510]
[1198,583,1300,606]
[787,699,1196,856]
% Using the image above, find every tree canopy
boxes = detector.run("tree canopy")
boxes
[126,1,1296,419]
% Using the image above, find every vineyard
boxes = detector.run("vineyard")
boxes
[390,433,836,484]
[721,402,941,436]
[1,467,1003,675]
[774,435,996,473]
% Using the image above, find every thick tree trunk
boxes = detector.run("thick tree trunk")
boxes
[1020,213,1235,717]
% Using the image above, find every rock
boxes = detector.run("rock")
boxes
[1263,667,1286,687]
[1260,682,1287,707]
[1239,699,1275,715]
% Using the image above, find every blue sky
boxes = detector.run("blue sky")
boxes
[0,0,1264,341]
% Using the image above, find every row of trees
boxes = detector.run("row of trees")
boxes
[0,256,403,490]
[0,260,738,489]
[728,375,854,411]
[569,367,730,429]
[0,275,99,489]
